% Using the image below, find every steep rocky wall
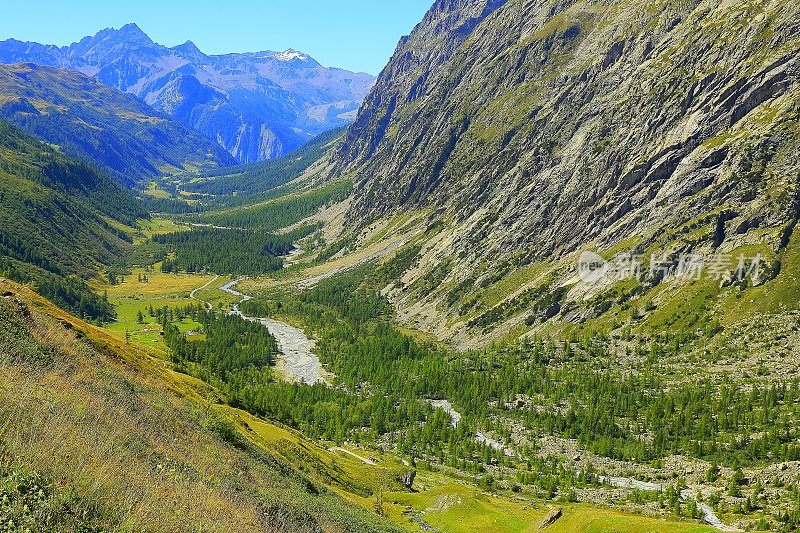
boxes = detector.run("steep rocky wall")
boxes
[337,0,800,265]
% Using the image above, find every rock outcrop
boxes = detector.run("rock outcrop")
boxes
[538,508,563,530]
[397,470,417,491]
[338,0,799,261]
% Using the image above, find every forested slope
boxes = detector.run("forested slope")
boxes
[0,120,141,320]
[186,126,346,197]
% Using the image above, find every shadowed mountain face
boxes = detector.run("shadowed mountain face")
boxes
[0,63,235,186]
[0,24,375,163]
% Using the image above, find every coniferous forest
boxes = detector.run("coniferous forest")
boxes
[155,226,318,276]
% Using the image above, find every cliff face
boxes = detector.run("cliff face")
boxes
[337,0,800,261]
[339,0,509,165]
[331,0,800,344]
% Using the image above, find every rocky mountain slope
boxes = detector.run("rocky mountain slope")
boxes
[0,24,375,162]
[331,0,800,345]
[0,63,234,185]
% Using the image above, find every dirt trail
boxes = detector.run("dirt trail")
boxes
[328,447,377,465]
[189,275,219,309]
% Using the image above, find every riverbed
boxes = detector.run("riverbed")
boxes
[220,279,330,385]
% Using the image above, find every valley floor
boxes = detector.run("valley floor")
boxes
[83,232,751,532]
[91,268,731,532]
[6,178,799,532]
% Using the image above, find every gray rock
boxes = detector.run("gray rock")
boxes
[330,0,800,340]
[538,508,563,530]
[398,470,417,490]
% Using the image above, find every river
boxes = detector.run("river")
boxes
[219,279,330,385]
[201,255,740,530]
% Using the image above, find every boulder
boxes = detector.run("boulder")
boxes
[397,470,417,490]
[538,508,563,530]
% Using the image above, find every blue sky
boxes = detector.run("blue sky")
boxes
[0,1,433,75]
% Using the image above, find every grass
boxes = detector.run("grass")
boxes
[0,452,107,532]
[361,210,425,248]
[546,505,716,533]
[384,476,717,533]
[191,275,239,311]
[600,236,643,260]
[718,234,800,323]
[641,278,721,332]
[94,268,218,351]
[107,298,203,349]
[0,278,403,532]
[384,475,547,533]
[475,262,551,310]
[98,268,214,299]
[143,181,173,199]
[134,217,189,244]
[387,480,545,532]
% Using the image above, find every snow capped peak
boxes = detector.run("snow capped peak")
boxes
[273,49,310,62]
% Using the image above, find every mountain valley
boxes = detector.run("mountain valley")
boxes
[1,1,800,532]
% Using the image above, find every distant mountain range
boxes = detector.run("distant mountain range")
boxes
[0,63,235,186]
[0,24,375,163]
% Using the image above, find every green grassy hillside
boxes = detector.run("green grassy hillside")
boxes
[0,279,403,532]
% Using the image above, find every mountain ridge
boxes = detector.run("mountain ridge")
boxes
[0,25,376,163]
[325,0,800,346]
[0,62,236,185]
[0,119,143,321]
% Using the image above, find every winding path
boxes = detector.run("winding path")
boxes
[189,275,219,310]
[328,447,377,465]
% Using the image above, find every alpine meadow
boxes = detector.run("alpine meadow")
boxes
[1,1,799,532]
